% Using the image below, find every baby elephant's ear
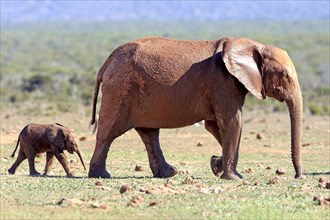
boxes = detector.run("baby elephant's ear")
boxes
[47,124,66,150]
[221,37,266,100]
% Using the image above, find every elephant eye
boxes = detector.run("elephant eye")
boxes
[281,71,288,78]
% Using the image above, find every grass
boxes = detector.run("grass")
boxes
[0,110,329,219]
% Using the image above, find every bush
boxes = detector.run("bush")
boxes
[309,103,329,116]
[22,74,52,92]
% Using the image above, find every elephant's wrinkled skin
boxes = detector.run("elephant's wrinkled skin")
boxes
[8,123,86,177]
[89,37,303,180]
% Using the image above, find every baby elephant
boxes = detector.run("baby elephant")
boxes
[8,123,86,177]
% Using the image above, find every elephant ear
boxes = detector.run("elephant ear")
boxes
[47,124,66,150]
[221,38,266,100]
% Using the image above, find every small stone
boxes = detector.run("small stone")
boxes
[120,184,132,194]
[135,165,144,172]
[149,201,158,206]
[242,180,250,185]
[275,168,286,175]
[79,136,87,141]
[268,176,280,184]
[95,180,103,186]
[326,182,330,189]
[69,159,78,164]
[256,133,264,140]
[244,167,253,173]
[319,177,326,183]
[196,142,204,147]
[266,166,272,170]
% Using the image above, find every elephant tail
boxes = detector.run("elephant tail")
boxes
[10,133,21,158]
[89,70,103,134]
[90,50,116,134]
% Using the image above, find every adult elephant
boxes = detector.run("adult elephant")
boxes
[89,37,303,180]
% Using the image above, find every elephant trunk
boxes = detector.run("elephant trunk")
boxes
[285,87,303,178]
[76,149,87,171]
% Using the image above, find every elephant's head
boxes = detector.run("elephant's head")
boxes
[47,123,87,170]
[221,37,303,178]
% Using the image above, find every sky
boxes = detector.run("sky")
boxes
[1,0,329,23]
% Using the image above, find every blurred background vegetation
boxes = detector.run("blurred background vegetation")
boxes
[0,2,329,117]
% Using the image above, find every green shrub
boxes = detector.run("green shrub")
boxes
[309,103,329,115]
[81,90,92,106]
[22,74,52,92]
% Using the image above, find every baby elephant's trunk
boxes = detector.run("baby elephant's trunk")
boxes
[76,149,87,171]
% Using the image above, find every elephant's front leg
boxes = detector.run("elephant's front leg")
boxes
[43,152,55,176]
[52,148,74,177]
[218,112,244,180]
[135,128,177,178]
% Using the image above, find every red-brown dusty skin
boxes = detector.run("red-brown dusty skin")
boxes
[88,36,303,180]
[8,123,86,177]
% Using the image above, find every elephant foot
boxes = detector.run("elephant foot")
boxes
[153,163,177,178]
[88,168,111,178]
[295,174,305,179]
[234,170,244,179]
[220,171,241,180]
[210,155,223,176]
[30,171,41,177]
[8,168,16,175]
[66,172,76,178]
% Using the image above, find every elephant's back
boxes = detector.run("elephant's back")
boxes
[21,124,48,140]
[131,36,219,86]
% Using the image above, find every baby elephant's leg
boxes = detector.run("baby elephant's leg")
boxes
[55,152,74,177]
[43,152,55,176]
[27,154,40,176]
[8,151,26,174]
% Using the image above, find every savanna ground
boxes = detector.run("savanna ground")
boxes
[0,107,329,219]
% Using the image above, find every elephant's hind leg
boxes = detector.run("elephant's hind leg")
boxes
[89,95,132,178]
[135,128,177,178]
[8,151,26,174]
